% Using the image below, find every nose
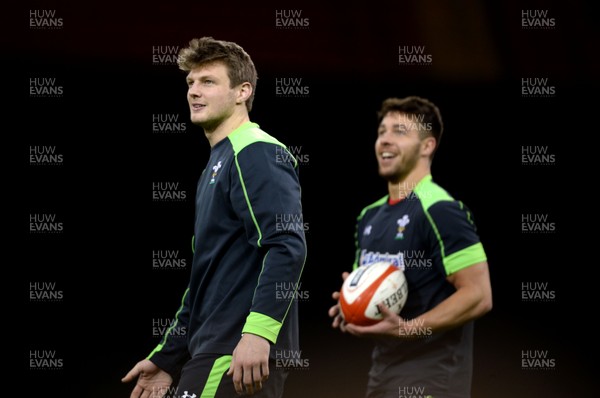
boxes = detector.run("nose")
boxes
[377,129,393,146]
[188,82,202,98]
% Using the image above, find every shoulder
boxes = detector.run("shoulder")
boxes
[357,196,388,222]
[228,124,285,152]
[228,123,297,168]
[416,176,478,228]
[414,175,454,211]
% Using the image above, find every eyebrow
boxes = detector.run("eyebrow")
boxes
[379,123,407,129]
[186,73,219,81]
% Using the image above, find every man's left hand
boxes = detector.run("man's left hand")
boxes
[227,333,270,395]
[344,304,402,338]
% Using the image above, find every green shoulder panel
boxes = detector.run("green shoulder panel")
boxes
[416,175,487,274]
[414,174,453,209]
[228,122,297,167]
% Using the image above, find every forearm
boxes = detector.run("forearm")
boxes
[402,284,491,334]
[147,288,191,374]
[243,238,306,342]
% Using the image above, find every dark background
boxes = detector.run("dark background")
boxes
[12,0,597,397]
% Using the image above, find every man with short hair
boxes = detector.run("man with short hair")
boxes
[329,96,492,398]
[123,37,306,398]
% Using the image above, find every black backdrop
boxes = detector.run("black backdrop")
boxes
[12,0,597,397]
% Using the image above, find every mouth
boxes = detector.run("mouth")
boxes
[191,103,206,112]
[380,151,397,160]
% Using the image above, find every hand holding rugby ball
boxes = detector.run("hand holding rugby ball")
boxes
[339,262,408,326]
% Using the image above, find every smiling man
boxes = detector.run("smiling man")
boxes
[123,37,307,398]
[329,96,492,398]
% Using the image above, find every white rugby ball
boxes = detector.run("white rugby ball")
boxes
[339,262,408,326]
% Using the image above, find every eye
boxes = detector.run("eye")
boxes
[204,80,214,85]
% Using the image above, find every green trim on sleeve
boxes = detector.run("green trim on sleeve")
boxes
[444,242,487,275]
[147,343,164,359]
[415,175,455,265]
[191,235,195,254]
[423,209,446,259]
[234,155,263,247]
[280,250,308,326]
[200,355,233,398]
[242,311,283,344]
[229,122,298,248]
[147,288,190,359]
[459,201,475,225]
[250,252,269,305]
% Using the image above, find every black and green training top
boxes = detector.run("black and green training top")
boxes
[148,122,307,375]
[354,175,487,397]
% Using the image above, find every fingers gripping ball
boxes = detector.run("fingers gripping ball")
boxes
[340,262,408,326]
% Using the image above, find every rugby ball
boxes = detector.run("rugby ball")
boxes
[339,262,408,326]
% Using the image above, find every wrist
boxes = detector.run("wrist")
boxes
[241,332,269,342]
[398,318,416,338]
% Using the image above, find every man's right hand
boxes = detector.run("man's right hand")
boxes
[122,359,173,398]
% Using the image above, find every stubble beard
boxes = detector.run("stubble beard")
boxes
[379,143,421,184]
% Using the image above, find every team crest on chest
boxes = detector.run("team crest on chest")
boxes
[209,160,222,184]
[395,214,410,240]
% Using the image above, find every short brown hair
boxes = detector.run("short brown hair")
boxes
[377,96,444,155]
[178,37,258,111]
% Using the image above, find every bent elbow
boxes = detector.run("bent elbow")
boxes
[479,294,493,316]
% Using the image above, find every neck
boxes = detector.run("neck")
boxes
[387,165,431,201]
[204,111,250,147]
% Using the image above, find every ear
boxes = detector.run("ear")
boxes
[421,136,437,157]
[235,82,253,105]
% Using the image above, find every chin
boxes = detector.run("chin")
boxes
[379,164,394,174]
[190,115,207,126]
[379,169,403,182]
[378,169,394,179]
